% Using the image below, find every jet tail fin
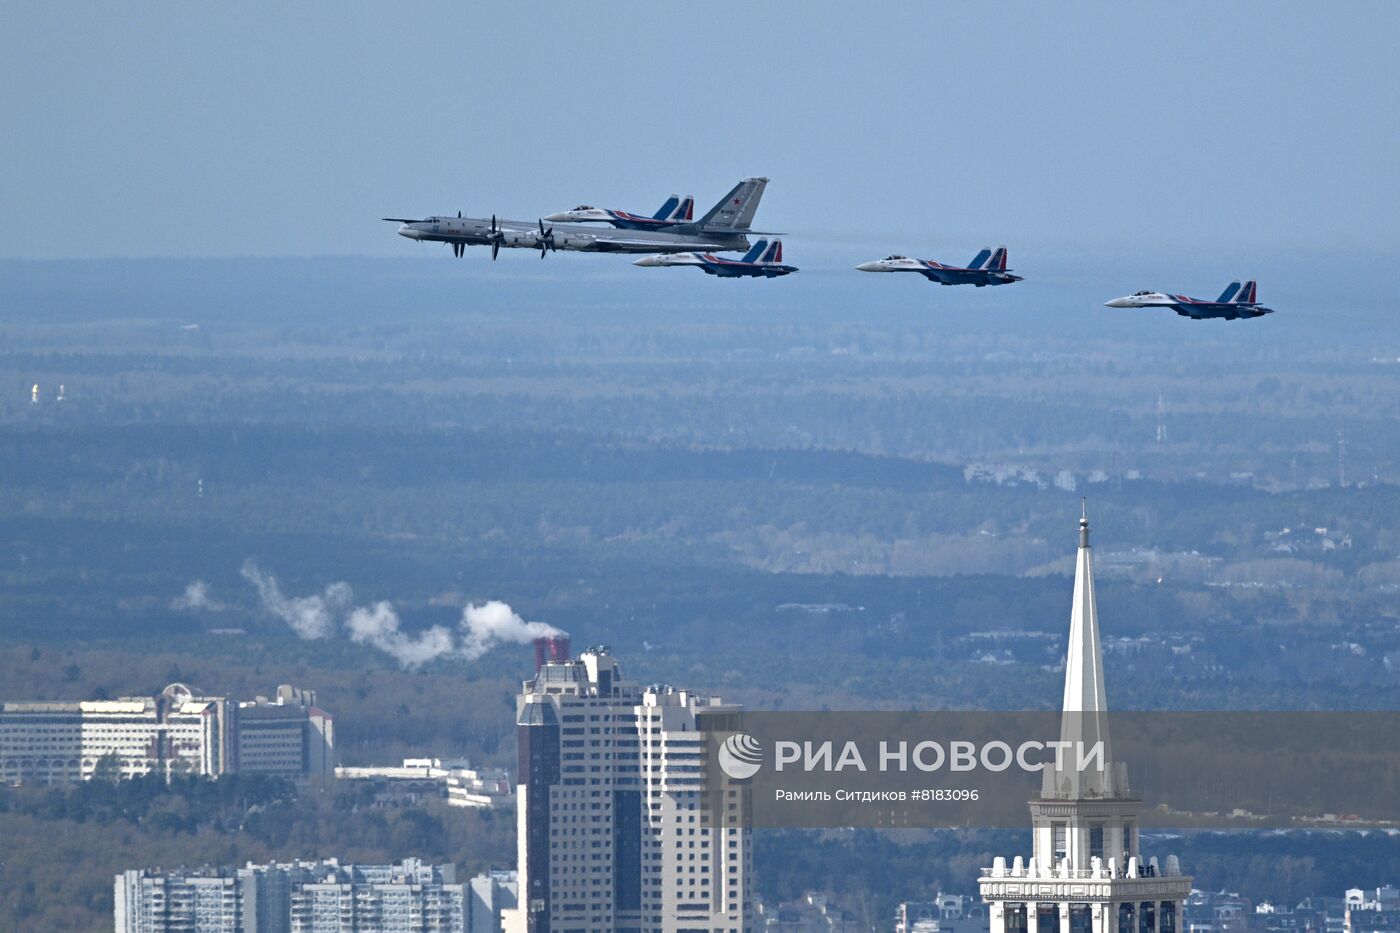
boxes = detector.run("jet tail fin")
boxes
[968,249,992,270]
[652,196,681,220]
[1217,281,1242,302]
[761,240,783,263]
[1234,280,1258,303]
[740,240,769,263]
[987,247,1008,271]
[698,177,768,230]
[672,196,694,222]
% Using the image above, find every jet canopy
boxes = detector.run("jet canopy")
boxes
[884,255,908,261]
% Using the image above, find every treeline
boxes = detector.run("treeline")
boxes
[0,771,294,833]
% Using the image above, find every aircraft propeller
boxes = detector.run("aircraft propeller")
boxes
[535,219,557,259]
[487,215,505,261]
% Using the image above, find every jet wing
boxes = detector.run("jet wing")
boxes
[575,233,740,253]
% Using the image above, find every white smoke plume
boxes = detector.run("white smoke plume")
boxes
[171,580,227,612]
[460,600,564,660]
[346,601,457,669]
[220,561,564,669]
[240,560,351,640]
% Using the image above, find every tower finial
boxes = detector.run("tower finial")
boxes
[1079,499,1090,549]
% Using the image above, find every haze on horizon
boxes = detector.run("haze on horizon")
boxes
[3,1,1398,262]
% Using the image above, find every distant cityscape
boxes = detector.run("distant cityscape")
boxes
[4,525,1396,933]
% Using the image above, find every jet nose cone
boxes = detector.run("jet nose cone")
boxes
[542,212,569,223]
[633,256,662,267]
[855,261,882,272]
[1105,297,1132,308]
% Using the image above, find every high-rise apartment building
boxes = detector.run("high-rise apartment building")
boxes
[979,514,1191,933]
[115,859,489,933]
[509,640,751,933]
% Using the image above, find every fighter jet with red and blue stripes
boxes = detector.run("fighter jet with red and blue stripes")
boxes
[544,195,694,231]
[632,239,797,278]
[1105,281,1274,320]
[855,247,1022,286]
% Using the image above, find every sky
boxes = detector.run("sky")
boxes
[3,2,1398,261]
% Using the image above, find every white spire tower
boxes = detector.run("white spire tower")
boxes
[1043,503,1118,800]
[981,509,1190,933]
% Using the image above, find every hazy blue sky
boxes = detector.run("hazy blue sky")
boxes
[3,2,1397,261]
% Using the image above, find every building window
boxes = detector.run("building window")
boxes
[1139,902,1155,933]
[1160,902,1176,933]
[1053,823,1068,861]
[1119,902,1135,933]
[1089,824,1104,861]
[1006,904,1027,933]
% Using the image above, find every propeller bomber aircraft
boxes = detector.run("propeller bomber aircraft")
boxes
[385,178,769,260]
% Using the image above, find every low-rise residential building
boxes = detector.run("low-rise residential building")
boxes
[335,757,512,809]
[897,896,989,933]
[236,685,335,782]
[757,894,863,933]
[1,682,233,783]
[1,682,332,785]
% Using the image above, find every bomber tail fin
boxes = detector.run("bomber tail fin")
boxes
[698,177,768,230]
[652,195,681,220]
[968,249,992,270]
[740,240,769,263]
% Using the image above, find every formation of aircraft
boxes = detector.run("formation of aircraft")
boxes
[1104,281,1273,320]
[385,178,1279,318]
[543,195,694,230]
[633,239,797,278]
[384,178,767,259]
[855,247,1021,287]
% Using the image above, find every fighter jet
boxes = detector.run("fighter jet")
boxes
[1104,281,1274,320]
[384,178,768,259]
[543,195,694,230]
[855,247,1021,286]
[633,239,796,278]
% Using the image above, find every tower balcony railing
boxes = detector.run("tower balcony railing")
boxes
[982,855,1184,881]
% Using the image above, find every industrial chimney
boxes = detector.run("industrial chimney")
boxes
[533,635,572,671]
